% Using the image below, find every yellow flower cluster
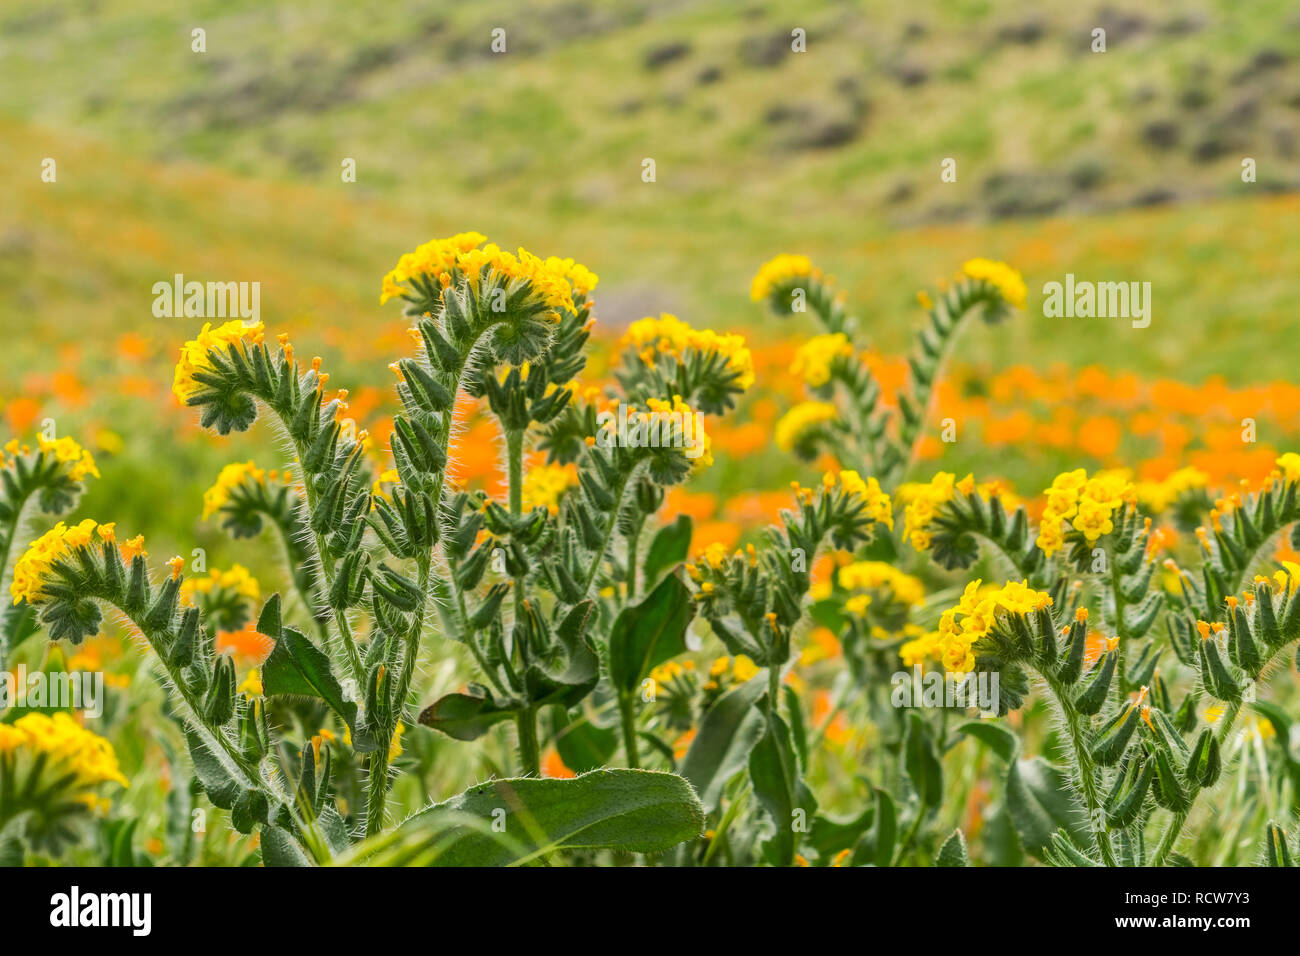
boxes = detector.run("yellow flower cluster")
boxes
[621,313,755,391]
[837,561,925,607]
[17,435,100,482]
[961,258,1027,309]
[1134,466,1209,513]
[543,256,599,298]
[649,655,759,693]
[649,659,695,685]
[1275,452,1300,483]
[0,712,128,790]
[899,473,1016,552]
[791,333,853,387]
[936,579,1053,673]
[823,470,893,529]
[11,519,110,605]
[379,232,584,319]
[379,231,488,303]
[180,564,261,603]
[202,460,288,519]
[172,320,266,403]
[901,472,958,551]
[643,395,714,469]
[521,462,578,515]
[750,254,821,301]
[1037,469,1134,557]
[899,629,944,668]
[775,401,837,452]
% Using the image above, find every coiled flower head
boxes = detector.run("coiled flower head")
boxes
[775,401,838,455]
[961,258,1027,309]
[172,320,266,403]
[380,232,590,322]
[751,254,822,304]
[26,435,100,482]
[10,519,110,605]
[936,579,1054,673]
[620,313,755,411]
[0,712,128,790]
[791,333,853,388]
[1037,468,1134,557]
[203,460,267,519]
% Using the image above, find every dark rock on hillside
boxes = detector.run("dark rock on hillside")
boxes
[644,41,691,70]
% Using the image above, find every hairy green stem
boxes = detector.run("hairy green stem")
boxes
[1149,645,1288,865]
[516,705,540,776]
[618,693,641,769]
[580,473,634,594]
[625,519,641,601]
[1042,677,1118,866]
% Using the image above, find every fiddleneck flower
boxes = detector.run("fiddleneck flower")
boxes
[961,258,1027,309]
[751,254,821,302]
[775,401,838,453]
[172,320,266,403]
[380,232,590,320]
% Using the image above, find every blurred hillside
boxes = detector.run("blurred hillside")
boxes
[6,0,1300,360]
[3,0,1300,549]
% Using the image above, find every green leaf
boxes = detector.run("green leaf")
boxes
[261,826,314,867]
[607,573,694,694]
[807,805,874,859]
[643,515,692,589]
[419,688,516,742]
[1006,757,1089,859]
[1263,821,1294,866]
[525,600,599,707]
[748,712,811,866]
[397,769,704,866]
[864,788,897,867]
[256,593,282,641]
[262,626,359,734]
[956,719,1018,763]
[903,712,943,807]
[183,727,243,811]
[936,828,971,866]
[679,676,766,811]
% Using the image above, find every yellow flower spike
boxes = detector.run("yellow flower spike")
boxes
[36,434,100,482]
[97,523,116,542]
[1105,636,1119,652]
[775,402,838,453]
[173,320,267,403]
[751,254,820,302]
[10,519,103,605]
[1075,607,1089,622]
[791,333,853,387]
[166,556,184,580]
[202,461,266,520]
[961,258,1026,307]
